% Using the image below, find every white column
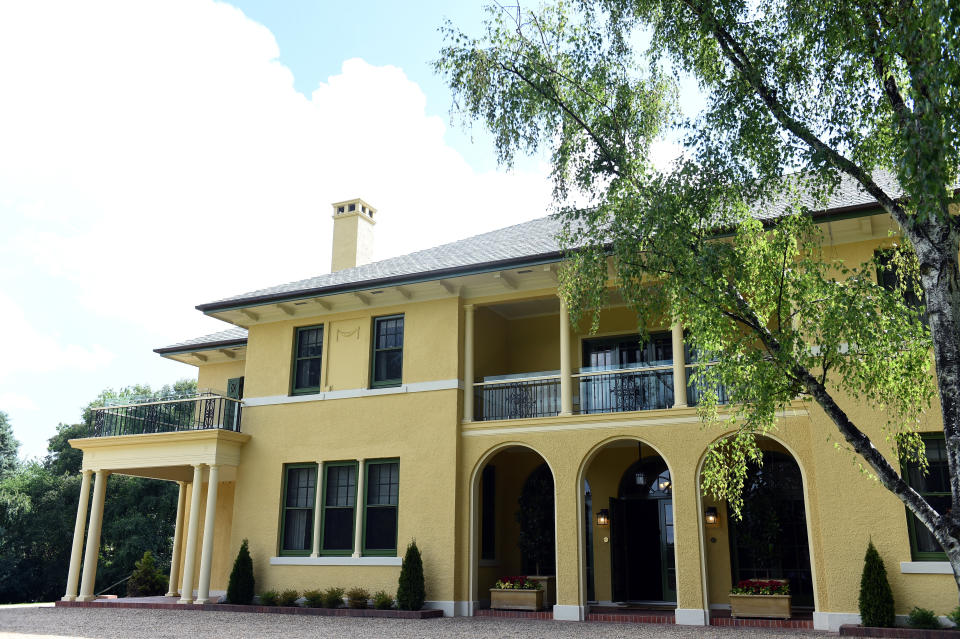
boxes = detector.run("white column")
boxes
[165,481,187,597]
[178,465,205,603]
[672,322,687,408]
[77,470,108,602]
[463,304,475,422]
[352,459,366,558]
[195,466,219,604]
[62,469,92,601]
[310,461,324,557]
[559,298,573,416]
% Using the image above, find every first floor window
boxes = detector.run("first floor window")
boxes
[280,463,317,555]
[363,460,399,554]
[905,434,950,560]
[321,462,357,554]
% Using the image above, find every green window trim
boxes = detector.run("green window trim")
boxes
[319,460,358,556]
[361,458,400,556]
[291,324,325,395]
[370,314,404,388]
[278,462,318,557]
[903,434,948,561]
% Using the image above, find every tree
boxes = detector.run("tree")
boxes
[0,412,19,479]
[859,540,895,627]
[437,0,960,591]
[396,540,425,610]
[226,539,255,604]
[126,550,167,597]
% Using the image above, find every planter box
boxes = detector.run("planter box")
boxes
[729,594,791,619]
[526,575,555,607]
[490,588,545,611]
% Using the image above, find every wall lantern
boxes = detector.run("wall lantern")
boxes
[596,509,610,526]
[704,506,720,527]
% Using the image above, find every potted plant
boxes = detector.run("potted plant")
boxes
[729,579,791,619]
[490,576,544,611]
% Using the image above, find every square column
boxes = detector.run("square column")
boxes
[77,470,108,602]
[673,474,708,625]
[62,469,92,601]
[552,470,583,621]
[559,298,573,416]
[310,461,324,557]
[165,481,187,597]
[352,458,366,557]
[463,304,475,422]
[178,465,205,604]
[195,465,219,604]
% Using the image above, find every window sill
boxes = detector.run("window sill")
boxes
[900,561,952,574]
[270,556,402,567]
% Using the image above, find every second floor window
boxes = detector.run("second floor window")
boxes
[293,325,324,394]
[371,315,404,387]
[876,250,924,312]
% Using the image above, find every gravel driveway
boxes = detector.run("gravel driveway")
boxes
[0,606,830,639]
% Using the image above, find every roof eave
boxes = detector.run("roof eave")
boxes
[154,338,249,356]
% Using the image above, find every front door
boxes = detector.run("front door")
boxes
[610,497,675,602]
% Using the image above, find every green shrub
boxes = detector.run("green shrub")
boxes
[347,587,370,609]
[126,551,167,597]
[303,589,324,608]
[947,605,960,627]
[226,539,255,605]
[907,607,940,629]
[396,540,425,611]
[320,586,344,609]
[373,590,394,610]
[858,541,895,628]
[277,589,300,607]
[259,590,279,606]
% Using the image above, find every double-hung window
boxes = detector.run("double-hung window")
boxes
[292,325,324,394]
[320,462,357,555]
[363,460,399,555]
[279,463,317,555]
[904,434,949,560]
[371,315,403,387]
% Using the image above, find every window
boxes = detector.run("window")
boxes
[292,325,324,394]
[363,460,400,555]
[481,465,496,561]
[876,250,924,311]
[905,435,950,560]
[321,462,357,554]
[371,315,403,387]
[280,464,317,555]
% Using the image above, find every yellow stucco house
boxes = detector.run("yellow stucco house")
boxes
[59,186,955,630]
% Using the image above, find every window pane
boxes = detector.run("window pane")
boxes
[367,463,399,506]
[326,465,356,507]
[365,507,397,550]
[283,509,311,551]
[295,357,323,389]
[914,495,951,553]
[285,467,316,508]
[374,350,402,382]
[322,508,354,551]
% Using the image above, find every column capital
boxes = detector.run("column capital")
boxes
[80,468,93,477]
[463,303,475,311]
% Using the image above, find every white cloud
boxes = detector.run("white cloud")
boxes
[0,393,37,413]
[0,0,553,345]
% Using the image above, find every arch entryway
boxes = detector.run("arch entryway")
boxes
[580,438,677,606]
[699,435,817,614]
[470,444,557,611]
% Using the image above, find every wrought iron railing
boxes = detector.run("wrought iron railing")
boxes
[575,366,675,414]
[90,393,242,437]
[685,363,730,406]
[474,374,561,421]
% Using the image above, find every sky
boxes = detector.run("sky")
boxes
[0,0,691,460]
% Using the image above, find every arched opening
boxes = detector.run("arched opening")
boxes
[474,445,556,610]
[581,439,677,609]
[701,435,816,618]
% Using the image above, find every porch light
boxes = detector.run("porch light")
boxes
[596,509,610,526]
[705,506,719,527]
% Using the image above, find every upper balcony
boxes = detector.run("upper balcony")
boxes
[90,391,242,437]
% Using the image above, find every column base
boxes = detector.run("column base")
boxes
[675,608,708,625]
[60,595,77,602]
[76,595,96,603]
[553,604,584,621]
[672,403,688,409]
[164,591,179,598]
[178,597,194,604]
[194,597,212,604]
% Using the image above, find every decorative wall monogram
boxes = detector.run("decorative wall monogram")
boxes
[337,326,360,341]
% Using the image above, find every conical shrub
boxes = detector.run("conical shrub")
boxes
[226,539,255,605]
[859,540,895,627]
[126,550,167,596]
[396,539,425,610]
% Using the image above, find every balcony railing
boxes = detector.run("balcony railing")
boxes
[90,393,242,437]
[575,366,675,414]
[686,363,730,406]
[474,373,561,421]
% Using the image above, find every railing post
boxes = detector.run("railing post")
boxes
[559,298,573,416]
[463,304,475,423]
[672,322,687,408]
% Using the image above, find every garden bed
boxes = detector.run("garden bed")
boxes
[55,599,443,618]
[839,624,957,638]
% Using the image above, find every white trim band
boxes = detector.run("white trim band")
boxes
[900,561,953,574]
[270,556,402,567]
[245,379,462,407]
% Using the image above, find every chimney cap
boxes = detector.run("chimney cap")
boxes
[332,197,377,221]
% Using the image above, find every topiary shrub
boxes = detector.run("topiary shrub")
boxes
[226,539,255,605]
[396,539,425,611]
[277,589,300,607]
[373,590,394,610]
[947,605,960,627]
[321,586,344,609]
[303,589,324,608]
[346,587,370,609]
[858,540,895,628]
[259,590,279,606]
[126,550,167,597]
[908,607,941,629]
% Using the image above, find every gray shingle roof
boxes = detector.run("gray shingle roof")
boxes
[155,327,249,354]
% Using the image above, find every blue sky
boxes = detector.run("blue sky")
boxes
[0,0,690,460]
